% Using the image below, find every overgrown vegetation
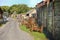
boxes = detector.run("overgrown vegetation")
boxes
[0,24,2,26]
[0,23,3,27]
[20,25,48,40]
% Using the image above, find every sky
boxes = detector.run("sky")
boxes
[0,0,42,7]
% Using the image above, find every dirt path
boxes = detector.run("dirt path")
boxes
[0,18,34,40]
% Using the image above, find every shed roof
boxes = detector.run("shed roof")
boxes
[36,0,53,8]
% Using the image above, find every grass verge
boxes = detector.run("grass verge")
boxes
[20,25,48,40]
[0,24,3,27]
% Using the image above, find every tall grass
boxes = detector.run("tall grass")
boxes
[20,25,48,40]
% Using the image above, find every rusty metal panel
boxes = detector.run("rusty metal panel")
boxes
[43,5,47,27]
[54,1,60,40]
[36,0,60,40]
[36,7,42,26]
[55,0,60,1]
[47,2,53,33]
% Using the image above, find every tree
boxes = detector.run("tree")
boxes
[0,4,32,15]
[8,4,30,14]
[0,6,9,12]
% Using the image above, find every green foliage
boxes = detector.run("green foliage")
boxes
[31,32,47,40]
[8,4,31,14]
[0,6,9,12]
[20,25,30,32]
[0,24,2,26]
[0,4,32,15]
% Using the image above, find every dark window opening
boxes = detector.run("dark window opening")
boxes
[26,14,29,16]
[50,0,53,2]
